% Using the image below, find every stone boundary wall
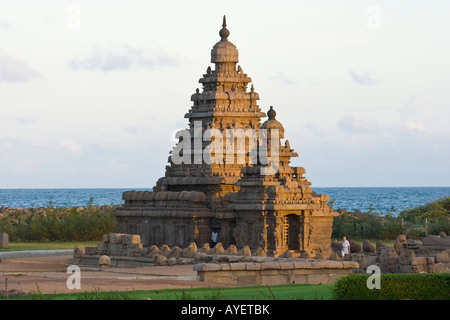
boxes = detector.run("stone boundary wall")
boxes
[193,260,359,285]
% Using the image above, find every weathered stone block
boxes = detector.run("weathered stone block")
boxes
[167,257,177,266]
[230,263,247,271]
[85,247,97,255]
[261,262,281,270]
[220,263,231,271]
[109,233,124,244]
[121,234,141,245]
[246,263,261,271]
[342,261,359,269]
[307,274,330,285]
[435,251,450,263]
[201,263,221,271]
[293,261,313,269]
[279,262,294,270]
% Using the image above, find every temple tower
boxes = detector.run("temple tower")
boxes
[114,17,338,256]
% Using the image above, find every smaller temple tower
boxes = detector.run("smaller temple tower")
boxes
[225,106,337,256]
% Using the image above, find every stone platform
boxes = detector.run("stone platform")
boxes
[194,260,358,285]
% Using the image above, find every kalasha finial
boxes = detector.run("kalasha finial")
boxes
[267,106,276,120]
[219,15,230,40]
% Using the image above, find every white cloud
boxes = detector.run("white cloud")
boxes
[349,70,379,86]
[60,139,83,154]
[404,121,426,132]
[0,20,11,30]
[68,43,180,72]
[337,115,380,133]
[0,50,41,83]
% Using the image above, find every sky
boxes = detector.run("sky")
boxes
[0,0,449,188]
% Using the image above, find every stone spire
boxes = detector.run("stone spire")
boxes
[219,15,230,41]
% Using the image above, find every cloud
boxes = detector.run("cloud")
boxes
[272,71,296,85]
[14,116,36,125]
[68,43,180,72]
[337,115,380,133]
[0,20,11,30]
[349,69,379,85]
[0,50,41,83]
[60,139,83,154]
[404,121,425,132]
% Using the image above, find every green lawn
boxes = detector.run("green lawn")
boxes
[0,241,98,252]
[4,284,335,300]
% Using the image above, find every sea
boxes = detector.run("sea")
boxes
[0,187,449,214]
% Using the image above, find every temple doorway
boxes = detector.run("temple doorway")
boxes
[284,214,303,251]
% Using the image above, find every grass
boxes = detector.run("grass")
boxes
[2,284,335,300]
[0,241,98,252]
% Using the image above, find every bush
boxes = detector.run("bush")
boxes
[333,273,450,300]
[0,205,117,242]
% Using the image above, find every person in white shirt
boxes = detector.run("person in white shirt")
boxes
[341,236,351,259]
[211,231,219,247]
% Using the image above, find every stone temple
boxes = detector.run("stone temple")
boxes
[114,16,338,257]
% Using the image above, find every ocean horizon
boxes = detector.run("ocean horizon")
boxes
[0,186,449,214]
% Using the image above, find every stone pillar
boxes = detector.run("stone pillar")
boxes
[0,233,8,249]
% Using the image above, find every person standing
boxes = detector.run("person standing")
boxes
[341,236,351,259]
[211,230,219,247]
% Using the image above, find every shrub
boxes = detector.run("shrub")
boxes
[333,273,450,300]
[0,205,117,242]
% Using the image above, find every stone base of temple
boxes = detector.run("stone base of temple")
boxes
[194,260,359,285]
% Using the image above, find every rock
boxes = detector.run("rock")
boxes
[167,257,177,266]
[407,239,422,249]
[98,255,111,269]
[170,246,184,259]
[161,245,172,257]
[154,254,167,266]
[394,235,408,255]
[349,240,361,253]
[183,242,198,258]
[327,252,341,261]
[421,235,450,247]
[357,253,368,269]
[214,242,224,255]
[439,232,447,238]
[226,244,238,255]
[102,234,110,243]
[376,240,388,254]
[256,247,267,257]
[313,252,324,260]
[399,250,415,265]
[434,251,450,264]
[279,250,293,258]
[243,246,251,256]
[300,251,310,259]
[74,246,84,258]
[194,252,207,261]
[202,243,210,252]
[362,239,375,253]
[344,253,353,261]
[148,247,161,258]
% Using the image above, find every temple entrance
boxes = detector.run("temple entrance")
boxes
[284,214,303,251]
